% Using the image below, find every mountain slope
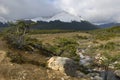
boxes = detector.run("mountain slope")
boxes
[0,12,98,31]
[47,12,83,22]
[0,17,7,23]
[31,17,47,22]
[98,23,120,28]
[31,20,98,30]
[30,12,98,30]
[0,22,8,28]
[0,17,8,30]
[31,12,83,22]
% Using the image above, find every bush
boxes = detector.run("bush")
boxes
[44,38,78,57]
[3,20,42,51]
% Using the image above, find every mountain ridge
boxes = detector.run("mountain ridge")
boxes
[31,20,98,30]
[0,17,7,23]
[0,12,98,30]
[31,11,84,22]
[98,22,120,28]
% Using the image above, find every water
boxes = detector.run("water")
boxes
[100,71,120,80]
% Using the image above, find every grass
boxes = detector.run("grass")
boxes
[0,26,120,80]
[29,26,120,57]
[89,26,120,40]
[99,42,116,50]
[30,29,76,34]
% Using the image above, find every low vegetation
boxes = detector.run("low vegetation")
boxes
[44,38,78,57]
[0,20,120,80]
[7,52,46,67]
[89,26,120,40]
[30,29,75,34]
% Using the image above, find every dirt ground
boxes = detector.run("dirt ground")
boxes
[0,52,84,80]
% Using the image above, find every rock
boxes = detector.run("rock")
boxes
[87,73,100,77]
[93,76,102,80]
[61,77,64,80]
[76,48,93,68]
[87,72,103,80]
[76,71,86,78]
[114,70,120,77]
[47,56,78,76]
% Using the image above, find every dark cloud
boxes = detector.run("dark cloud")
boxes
[0,0,120,24]
[0,0,59,21]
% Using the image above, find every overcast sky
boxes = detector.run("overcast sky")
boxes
[0,0,120,24]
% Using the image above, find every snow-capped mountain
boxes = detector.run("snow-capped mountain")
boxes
[31,17,47,22]
[0,17,7,23]
[31,11,84,22]
[0,12,98,30]
[30,11,98,30]
[47,12,84,22]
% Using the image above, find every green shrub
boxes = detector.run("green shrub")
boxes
[3,20,42,51]
[44,38,78,57]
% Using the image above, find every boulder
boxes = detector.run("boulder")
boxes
[114,70,120,77]
[93,76,102,80]
[47,56,78,76]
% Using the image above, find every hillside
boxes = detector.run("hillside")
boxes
[0,22,8,28]
[0,17,7,23]
[0,20,98,31]
[30,12,98,30]
[0,22,120,80]
[98,23,120,28]
[31,20,98,30]
[0,11,98,31]
[31,11,83,22]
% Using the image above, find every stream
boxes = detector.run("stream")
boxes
[100,71,120,80]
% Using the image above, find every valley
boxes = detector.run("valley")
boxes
[0,0,120,80]
[0,22,120,80]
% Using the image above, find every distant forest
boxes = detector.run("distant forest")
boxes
[0,20,98,30]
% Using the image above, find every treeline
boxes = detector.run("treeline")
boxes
[0,22,8,27]
[29,20,98,30]
[0,20,98,31]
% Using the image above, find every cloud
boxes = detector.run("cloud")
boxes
[0,0,59,21]
[54,0,120,24]
[0,5,9,15]
[0,0,120,24]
